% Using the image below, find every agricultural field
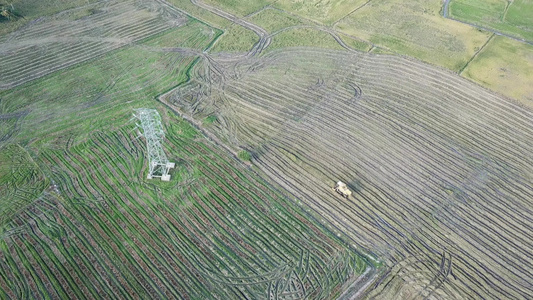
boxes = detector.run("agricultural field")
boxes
[462,35,533,107]
[2,0,533,299]
[334,0,493,71]
[210,23,258,53]
[200,0,369,25]
[0,0,103,36]
[270,0,369,25]
[0,0,189,89]
[1,17,215,147]
[448,0,533,42]
[0,144,48,227]
[267,27,345,52]
[167,48,533,298]
[0,0,373,299]
[246,8,308,34]
[0,115,370,298]
[202,0,270,17]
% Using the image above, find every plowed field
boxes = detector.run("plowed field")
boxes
[165,47,533,299]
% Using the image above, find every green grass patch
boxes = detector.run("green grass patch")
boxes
[0,0,102,37]
[143,19,218,48]
[462,35,533,108]
[369,47,396,55]
[335,0,493,71]
[0,144,48,226]
[166,0,233,29]
[450,0,533,41]
[272,0,368,25]
[268,27,344,51]
[203,115,217,125]
[202,0,271,17]
[237,150,251,161]
[210,23,259,53]
[338,33,373,52]
[246,7,308,33]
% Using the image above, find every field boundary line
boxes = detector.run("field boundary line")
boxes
[332,0,374,27]
[459,33,495,75]
[242,4,272,19]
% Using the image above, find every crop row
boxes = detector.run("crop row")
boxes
[1,0,187,88]
[168,48,533,298]
[0,121,367,298]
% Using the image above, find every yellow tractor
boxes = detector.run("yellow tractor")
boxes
[334,181,352,199]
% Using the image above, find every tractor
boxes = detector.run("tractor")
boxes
[334,181,352,199]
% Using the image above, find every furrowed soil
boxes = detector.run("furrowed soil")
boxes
[165,47,533,299]
[2,0,532,298]
[0,119,370,299]
[0,0,188,89]
[0,2,372,298]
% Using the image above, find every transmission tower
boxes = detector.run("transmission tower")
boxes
[134,108,175,181]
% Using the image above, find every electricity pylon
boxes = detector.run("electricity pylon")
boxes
[134,108,174,181]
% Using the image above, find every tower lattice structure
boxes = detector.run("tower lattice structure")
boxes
[134,108,174,181]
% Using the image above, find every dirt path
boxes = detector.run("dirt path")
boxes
[190,0,271,57]
[336,266,381,299]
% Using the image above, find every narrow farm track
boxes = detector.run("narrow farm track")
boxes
[0,0,187,89]
[168,47,533,299]
[189,0,270,57]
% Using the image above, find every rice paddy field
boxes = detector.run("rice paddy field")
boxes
[1,0,532,299]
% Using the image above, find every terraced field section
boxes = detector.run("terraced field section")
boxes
[166,48,533,299]
[0,0,188,89]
